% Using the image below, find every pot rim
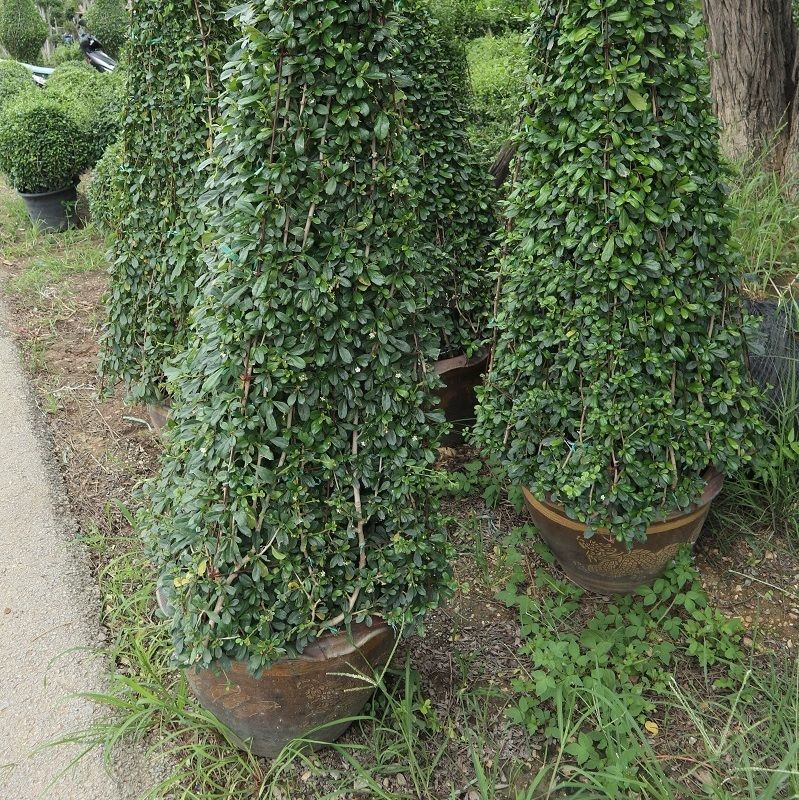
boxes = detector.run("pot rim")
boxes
[18,184,78,199]
[524,467,724,536]
[435,347,489,375]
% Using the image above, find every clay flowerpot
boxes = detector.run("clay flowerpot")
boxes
[186,622,395,757]
[522,469,724,594]
[156,588,393,757]
[145,400,171,433]
[434,350,489,446]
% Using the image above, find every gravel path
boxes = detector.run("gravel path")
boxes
[0,299,129,799]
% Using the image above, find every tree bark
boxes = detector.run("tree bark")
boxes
[703,0,797,168]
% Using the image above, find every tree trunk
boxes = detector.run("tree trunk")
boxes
[703,0,797,168]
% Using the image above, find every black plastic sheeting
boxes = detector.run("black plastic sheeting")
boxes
[745,298,799,409]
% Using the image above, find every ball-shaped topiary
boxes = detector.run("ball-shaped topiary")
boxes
[44,62,123,165]
[0,58,34,112]
[0,0,48,64]
[0,93,88,193]
[401,2,496,356]
[83,0,128,58]
[98,0,233,404]
[88,139,123,232]
[137,0,452,675]
[473,0,763,545]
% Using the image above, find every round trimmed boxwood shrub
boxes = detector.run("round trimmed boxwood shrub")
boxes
[137,0,452,675]
[402,3,495,355]
[98,0,233,404]
[44,62,123,164]
[0,58,34,112]
[83,0,128,58]
[0,0,48,64]
[0,93,88,193]
[88,139,123,232]
[473,0,763,544]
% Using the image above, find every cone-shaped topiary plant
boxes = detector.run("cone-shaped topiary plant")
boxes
[83,0,128,58]
[137,0,452,676]
[473,0,762,544]
[98,0,233,404]
[0,0,47,64]
[401,1,496,356]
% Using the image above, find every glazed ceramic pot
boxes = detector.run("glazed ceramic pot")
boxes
[434,350,489,446]
[523,469,724,594]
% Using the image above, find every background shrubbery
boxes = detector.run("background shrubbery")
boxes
[0,0,48,64]
[44,62,124,165]
[83,0,129,58]
[0,58,33,112]
[466,33,525,162]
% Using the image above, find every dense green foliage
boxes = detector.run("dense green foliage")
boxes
[0,58,33,112]
[48,41,85,65]
[429,0,535,39]
[83,0,129,58]
[473,0,762,544]
[0,0,47,63]
[98,0,232,403]
[402,4,495,355]
[88,139,123,232]
[466,33,525,162]
[0,92,87,193]
[138,0,452,676]
[44,62,123,164]
[502,539,745,781]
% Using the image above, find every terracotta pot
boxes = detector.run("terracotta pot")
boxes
[434,350,489,446]
[185,621,395,757]
[146,400,171,433]
[522,469,724,594]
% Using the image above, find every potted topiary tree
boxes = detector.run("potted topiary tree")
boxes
[98,0,232,423]
[0,0,48,64]
[472,0,763,594]
[0,93,88,230]
[83,0,128,59]
[402,2,496,443]
[137,0,452,757]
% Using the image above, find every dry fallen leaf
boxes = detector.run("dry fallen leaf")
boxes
[644,720,659,736]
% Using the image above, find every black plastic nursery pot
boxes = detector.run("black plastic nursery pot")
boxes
[19,185,78,232]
